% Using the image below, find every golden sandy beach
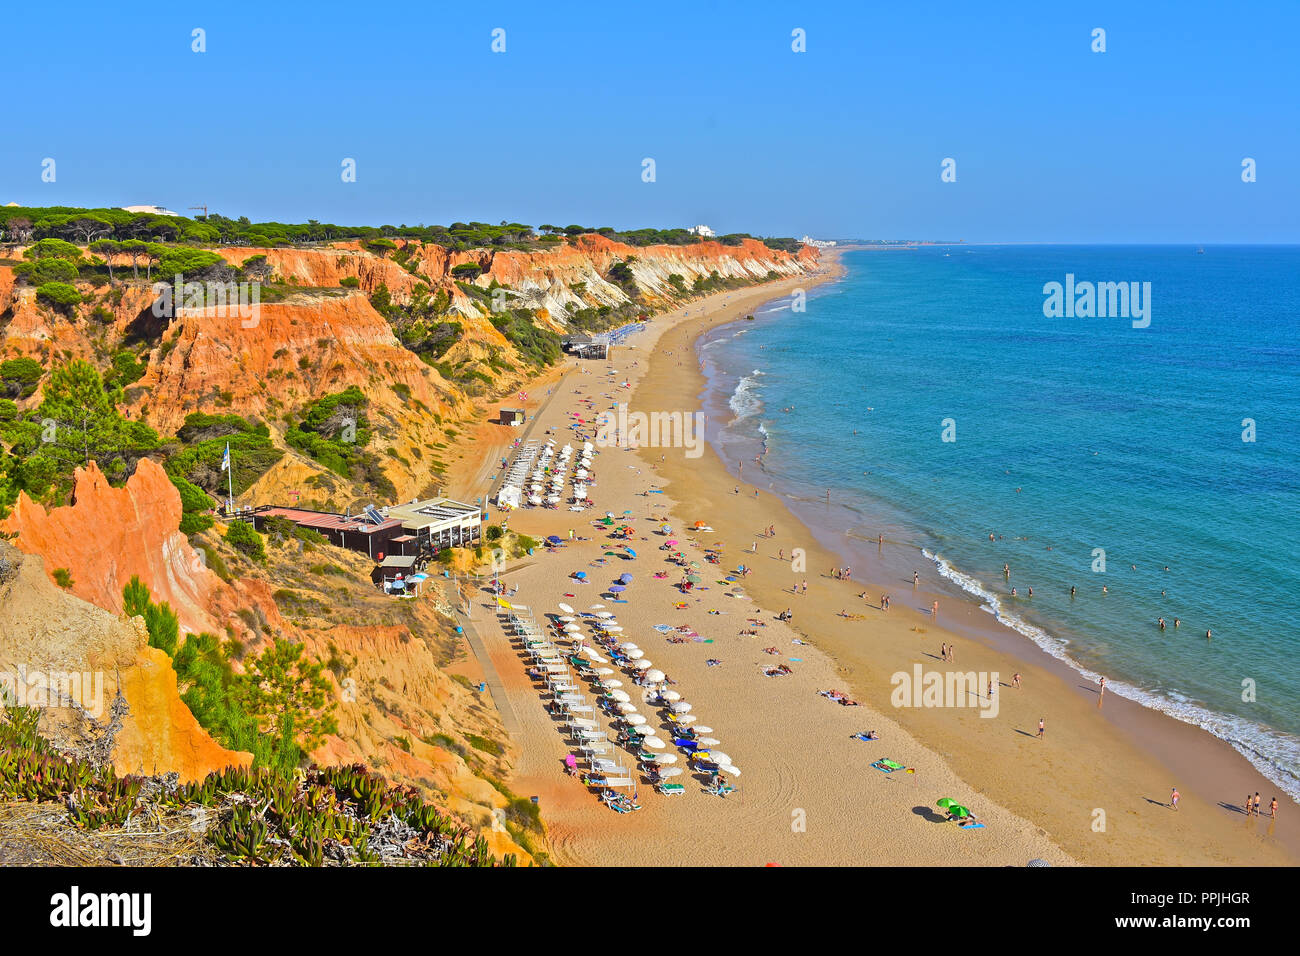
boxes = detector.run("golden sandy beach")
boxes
[449,256,1298,866]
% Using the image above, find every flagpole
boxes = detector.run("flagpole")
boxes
[225,442,234,514]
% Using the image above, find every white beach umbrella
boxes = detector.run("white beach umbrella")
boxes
[603,625,623,633]
[620,642,639,650]
[642,736,667,750]
[596,611,615,619]
[624,713,647,726]
[626,725,650,736]
[707,752,731,766]
[659,767,683,778]
[633,659,653,670]
[626,649,644,660]
[609,690,631,702]
[717,765,741,778]
[558,615,575,623]
[660,689,680,702]
[698,737,720,746]
[615,702,637,714]
[645,670,666,684]
[589,604,605,610]
[671,702,692,714]
[675,715,698,725]
[563,623,582,633]
[693,725,713,733]
[596,668,614,676]
[602,679,623,688]
[651,753,678,764]
[582,648,608,664]
[557,603,575,614]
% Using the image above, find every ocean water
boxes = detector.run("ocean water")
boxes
[698,245,1300,798]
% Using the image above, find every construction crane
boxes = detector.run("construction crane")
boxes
[188,205,208,218]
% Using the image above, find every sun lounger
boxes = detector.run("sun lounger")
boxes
[658,783,686,795]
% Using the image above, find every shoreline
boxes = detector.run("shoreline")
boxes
[634,249,1299,865]
[696,266,1300,807]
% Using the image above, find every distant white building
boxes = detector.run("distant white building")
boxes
[801,235,837,249]
[687,224,715,238]
[121,204,180,216]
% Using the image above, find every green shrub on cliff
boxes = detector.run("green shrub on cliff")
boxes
[225,520,266,562]
[35,281,82,311]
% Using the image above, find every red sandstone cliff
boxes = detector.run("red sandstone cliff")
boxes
[2,459,222,636]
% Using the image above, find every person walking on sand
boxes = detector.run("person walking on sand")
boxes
[1037,718,1045,740]
[1098,676,1106,699]
[1254,792,1261,817]
[932,600,939,618]
[913,570,919,586]
[1271,797,1278,819]
[1246,793,1254,816]
[1012,673,1021,689]
[988,677,994,699]
[940,642,947,662]
[1170,787,1180,811]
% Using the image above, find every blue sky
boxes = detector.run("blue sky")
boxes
[5,0,1296,242]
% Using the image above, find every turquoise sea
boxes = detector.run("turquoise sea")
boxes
[698,245,1300,798]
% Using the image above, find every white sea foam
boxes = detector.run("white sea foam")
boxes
[728,374,764,422]
[922,548,1300,803]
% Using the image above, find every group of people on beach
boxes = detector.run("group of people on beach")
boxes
[1245,792,1278,819]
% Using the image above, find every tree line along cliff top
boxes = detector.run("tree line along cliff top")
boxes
[0,206,804,254]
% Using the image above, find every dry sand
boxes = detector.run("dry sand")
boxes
[452,258,1298,866]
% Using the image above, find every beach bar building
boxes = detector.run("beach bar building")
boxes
[384,497,483,551]
[372,554,418,586]
[250,497,482,559]
[250,505,405,560]
[499,407,526,426]
[562,333,610,360]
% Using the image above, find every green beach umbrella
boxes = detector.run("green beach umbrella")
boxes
[947,805,971,819]
[936,798,957,809]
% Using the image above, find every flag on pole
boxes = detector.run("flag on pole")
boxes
[220,442,231,472]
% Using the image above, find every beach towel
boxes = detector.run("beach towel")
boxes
[959,822,985,830]
[871,759,905,773]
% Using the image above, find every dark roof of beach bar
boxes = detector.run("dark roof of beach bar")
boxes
[254,506,403,537]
